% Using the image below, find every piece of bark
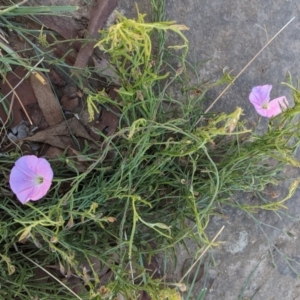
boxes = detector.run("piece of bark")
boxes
[74,0,117,69]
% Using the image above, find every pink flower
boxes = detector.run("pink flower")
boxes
[249,84,288,118]
[9,155,53,204]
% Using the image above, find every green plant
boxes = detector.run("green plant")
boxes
[1,1,300,299]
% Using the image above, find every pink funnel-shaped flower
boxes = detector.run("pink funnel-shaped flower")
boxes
[9,155,53,204]
[249,84,288,118]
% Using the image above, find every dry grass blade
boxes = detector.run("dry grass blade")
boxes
[179,226,225,284]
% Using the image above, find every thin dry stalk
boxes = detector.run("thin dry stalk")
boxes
[3,77,33,125]
[179,225,225,283]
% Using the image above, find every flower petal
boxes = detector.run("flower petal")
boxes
[30,182,51,201]
[249,85,272,108]
[36,158,53,181]
[15,155,39,176]
[265,96,288,118]
[15,187,37,204]
[9,176,35,194]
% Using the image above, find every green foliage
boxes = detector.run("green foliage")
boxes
[1,2,300,300]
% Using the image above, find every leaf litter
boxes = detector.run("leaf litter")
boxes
[1,0,119,154]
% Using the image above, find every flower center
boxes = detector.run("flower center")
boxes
[261,103,269,109]
[34,175,44,185]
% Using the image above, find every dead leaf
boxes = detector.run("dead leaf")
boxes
[44,146,64,159]
[138,291,151,300]
[64,275,87,296]
[67,148,93,162]
[89,88,120,140]
[66,148,90,172]
[30,72,64,126]
[92,55,121,86]
[181,258,204,284]
[49,68,66,87]
[98,105,119,136]
[74,0,117,69]
[61,94,79,111]
[53,47,77,66]
[33,267,50,286]
[24,117,95,149]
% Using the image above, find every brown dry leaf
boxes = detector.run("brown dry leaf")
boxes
[30,72,64,126]
[64,275,87,296]
[138,291,151,300]
[98,105,119,136]
[74,0,117,69]
[33,267,50,286]
[79,254,115,286]
[92,55,121,86]
[44,146,64,159]
[67,148,93,162]
[24,117,95,149]
[61,94,79,111]
[66,148,90,172]
[49,68,66,87]
[182,258,204,284]
[90,88,120,140]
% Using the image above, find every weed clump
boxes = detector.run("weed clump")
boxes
[1,2,300,299]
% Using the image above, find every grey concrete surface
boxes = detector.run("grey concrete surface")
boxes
[117,1,300,300]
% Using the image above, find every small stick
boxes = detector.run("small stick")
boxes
[195,16,295,127]
[179,225,225,283]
